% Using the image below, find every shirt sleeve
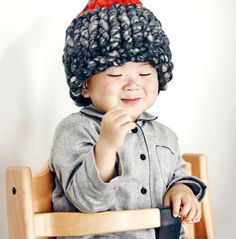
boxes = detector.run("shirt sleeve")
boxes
[166,148,207,201]
[50,115,123,212]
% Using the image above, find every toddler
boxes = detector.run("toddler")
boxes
[50,0,206,238]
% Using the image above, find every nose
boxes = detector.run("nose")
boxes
[123,77,140,91]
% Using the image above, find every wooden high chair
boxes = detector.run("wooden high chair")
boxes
[6,153,215,239]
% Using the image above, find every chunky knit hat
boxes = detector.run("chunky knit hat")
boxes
[63,0,174,106]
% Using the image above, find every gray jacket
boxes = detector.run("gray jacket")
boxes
[50,104,206,239]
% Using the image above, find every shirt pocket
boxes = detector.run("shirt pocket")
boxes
[155,145,175,186]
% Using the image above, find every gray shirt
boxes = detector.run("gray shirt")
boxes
[50,104,206,239]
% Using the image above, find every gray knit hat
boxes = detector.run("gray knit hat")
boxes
[63,0,174,106]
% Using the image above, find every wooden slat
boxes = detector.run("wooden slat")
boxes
[32,164,53,213]
[183,161,195,238]
[34,209,160,237]
[183,153,215,239]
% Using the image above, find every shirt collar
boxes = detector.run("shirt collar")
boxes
[80,104,157,122]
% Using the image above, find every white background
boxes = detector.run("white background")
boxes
[0,0,236,238]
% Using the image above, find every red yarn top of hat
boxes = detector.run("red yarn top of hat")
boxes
[78,0,143,16]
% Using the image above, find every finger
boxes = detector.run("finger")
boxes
[172,197,182,218]
[103,108,130,126]
[179,202,191,219]
[193,203,202,223]
[108,107,126,117]
[120,121,136,133]
[114,114,133,127]
[103,107,122,120]
[109,109,131,122]
[183,204,198,223]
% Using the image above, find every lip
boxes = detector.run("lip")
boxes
[121,98,141,104]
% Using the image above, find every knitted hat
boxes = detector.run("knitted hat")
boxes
[63,0,174,106]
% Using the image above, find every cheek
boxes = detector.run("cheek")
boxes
[146,79,158,95]
[90,83,120,107]
[99,82,120,96]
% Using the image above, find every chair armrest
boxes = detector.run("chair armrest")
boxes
[34,209,161,237]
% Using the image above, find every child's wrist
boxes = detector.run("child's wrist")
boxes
[94,141,117,182]
[170,183,193,193]
[96,137,118,152]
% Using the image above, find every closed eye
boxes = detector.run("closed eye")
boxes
[140,73,151,76]
[107,74,122,77]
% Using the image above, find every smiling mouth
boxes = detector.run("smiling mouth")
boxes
[121,98,141,104]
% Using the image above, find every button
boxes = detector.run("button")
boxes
[140,154,146,160]
[131,127,138,133]
[141,187,147,194]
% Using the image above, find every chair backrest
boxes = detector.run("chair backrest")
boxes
[6,153,215,239]
[183,154,215,239]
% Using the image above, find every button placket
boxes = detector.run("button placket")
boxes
[131,124,150,200]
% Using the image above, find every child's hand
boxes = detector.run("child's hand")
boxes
[99,107,136,150]
[94,107,135,182]
[163,184,201,224]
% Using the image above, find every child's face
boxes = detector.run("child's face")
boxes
[82,61,158,120]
